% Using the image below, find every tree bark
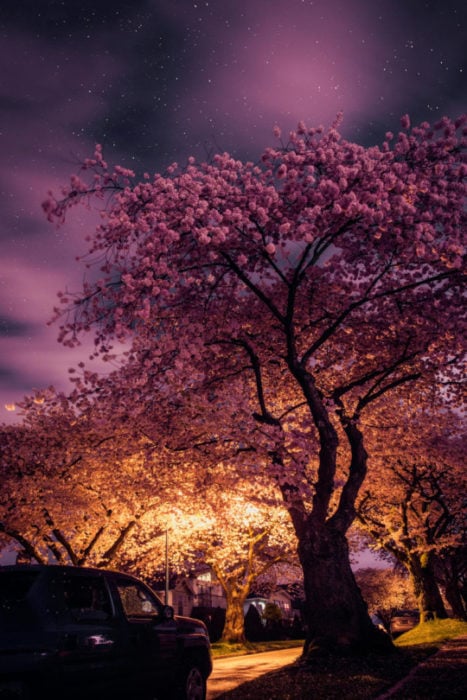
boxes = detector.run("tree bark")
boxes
[221,588,248,644]
[407,554,447,621]
[443,580,467,620]
[435,554,467,620]
[298,521,392,656]
[270,374,393,655]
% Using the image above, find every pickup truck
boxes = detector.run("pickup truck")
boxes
[0,564,212,700]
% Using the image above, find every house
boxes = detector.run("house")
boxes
[157,570,299,624]
[156,570,226,618]
[244,587,296,624]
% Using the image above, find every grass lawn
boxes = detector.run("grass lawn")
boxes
[211,639,304,659]
[211,619,467,699]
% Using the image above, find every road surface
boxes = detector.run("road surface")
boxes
[207,647,302,699]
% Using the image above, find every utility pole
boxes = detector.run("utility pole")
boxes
[165,529,169,605]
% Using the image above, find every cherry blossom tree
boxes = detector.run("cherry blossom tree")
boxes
[115,465,298,644]
[0,391,178,567]
[44,114,466,654]
[355,567,417,630]
[1,389,298,644]
[433,545,467,620]
[357,406,466,621]
[184,493,296,644]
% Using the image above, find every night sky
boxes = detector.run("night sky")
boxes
[1,0,466,422]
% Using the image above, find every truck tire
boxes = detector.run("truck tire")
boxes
[178,664,206,700]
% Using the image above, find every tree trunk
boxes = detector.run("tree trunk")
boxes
[298,522,392,657]
[408,554,447,621]
[444,579,467,620]
[281,398,392,656]
[435,555,467,620]
[221,589,248,644]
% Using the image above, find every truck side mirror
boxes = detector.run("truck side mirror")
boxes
[162,605,175,620]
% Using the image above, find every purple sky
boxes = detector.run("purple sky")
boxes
[1,0,466,423]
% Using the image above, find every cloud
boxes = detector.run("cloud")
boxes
[0,32,125,422]
[172,0,466,153]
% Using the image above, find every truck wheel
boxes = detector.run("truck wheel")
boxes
[179,664,206,700]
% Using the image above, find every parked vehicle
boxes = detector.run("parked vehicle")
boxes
[0,564,212,700]
[390,610,420,635]
[370,611,388,634]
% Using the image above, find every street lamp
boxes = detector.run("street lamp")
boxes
[165,529,169,605]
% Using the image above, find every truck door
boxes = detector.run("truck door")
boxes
[53,569,122,698]
[112,575,178,696]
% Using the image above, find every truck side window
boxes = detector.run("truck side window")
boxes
[116,581,160,620]
[62,575,112,621]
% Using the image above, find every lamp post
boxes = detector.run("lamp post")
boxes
[165,529,169,605]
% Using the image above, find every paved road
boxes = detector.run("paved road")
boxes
[207,647,302,699]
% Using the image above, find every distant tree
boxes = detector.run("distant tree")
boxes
[262,601,285,639]
[357,407,465,621]
[142,486,298,645]
[244,603,265,641]
[45,114,466,654]
[433,545,467,620]
[355,567,416,630]
[0,391,177,568]
[1,385,299,647]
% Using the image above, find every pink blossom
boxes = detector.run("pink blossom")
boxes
[273,125,281,139]
[277,164,287,179]
[400,114,411,130]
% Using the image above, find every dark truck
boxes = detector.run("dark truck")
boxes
[0,564,212,700]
